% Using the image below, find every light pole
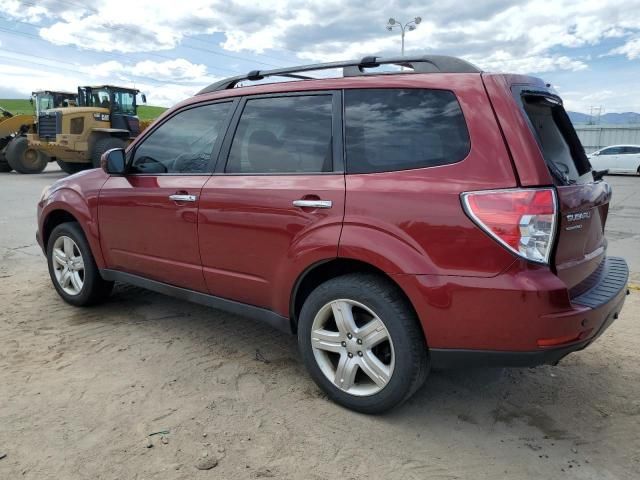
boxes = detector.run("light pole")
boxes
[386,16,422,56]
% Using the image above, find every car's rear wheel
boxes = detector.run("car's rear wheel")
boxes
[47,222,113,306]
[297,273,429,413]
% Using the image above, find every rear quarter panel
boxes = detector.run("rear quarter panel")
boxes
[339,74,519,277]
[481,73,554,187]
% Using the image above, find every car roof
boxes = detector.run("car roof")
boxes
[197,55,481,95]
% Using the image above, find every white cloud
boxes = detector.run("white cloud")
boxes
[608,37,640,59]
[2,0,640,110]
[465,52,588,73]
[135,59,208,81]
[4,0,637,68]
[81,59,211,82]
[561,88,640,113]
[0,56,214,106]
[3,0,49,23]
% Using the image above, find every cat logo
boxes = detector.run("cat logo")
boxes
[93,113,110,122]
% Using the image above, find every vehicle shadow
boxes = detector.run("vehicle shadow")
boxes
[78,284,631,441]
[39,278,636,478]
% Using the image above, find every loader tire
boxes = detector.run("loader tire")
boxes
[91,137,126,168]
[6,137,48,174]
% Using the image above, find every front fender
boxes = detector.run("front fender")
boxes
[39,169,109,267]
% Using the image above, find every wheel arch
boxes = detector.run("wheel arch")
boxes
[40,191,106,269]
[289,258,426,341]
[42,209,79,248]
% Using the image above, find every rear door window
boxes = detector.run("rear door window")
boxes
[224,94,334,174]
[343,88,470,174]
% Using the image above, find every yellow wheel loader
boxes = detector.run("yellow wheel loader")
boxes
[1,90,77,173]
[6,85,146,175]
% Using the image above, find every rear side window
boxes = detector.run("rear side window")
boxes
[623,146,640,154]
[344,89,470,174]
[225,95,333,174]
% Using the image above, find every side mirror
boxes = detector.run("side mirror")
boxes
[592,151,599,156]
[29,97,34,105]
[101,148,126,174]
[141,94,147,104]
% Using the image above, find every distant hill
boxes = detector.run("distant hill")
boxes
[568,111,640,125]
[0,99,166,121]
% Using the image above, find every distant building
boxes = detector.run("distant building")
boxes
[575,125,640,153]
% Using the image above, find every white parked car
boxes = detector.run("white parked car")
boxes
[589,145,640,175]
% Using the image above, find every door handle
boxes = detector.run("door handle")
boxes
[169,194,197,202]
[292,199,332,209]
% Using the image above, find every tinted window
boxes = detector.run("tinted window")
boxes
[225,95,333,173]
[344,89,470,174]
[601,147,623,155]
[131,102,231,174]
[623,146,640,154]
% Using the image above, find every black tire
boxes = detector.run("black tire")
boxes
[56,159,90,174]
[0,159,11,172]
[297,273,429,414]
[91,137,126,168]
[46,222,113,306]
[5,136,48,174]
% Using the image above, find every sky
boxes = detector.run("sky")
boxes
[0,0,639,113]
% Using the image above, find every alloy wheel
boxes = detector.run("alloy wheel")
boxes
[310,299,395,396]
[52,235,85,296]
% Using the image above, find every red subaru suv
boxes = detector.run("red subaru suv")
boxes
[37,56,629,413]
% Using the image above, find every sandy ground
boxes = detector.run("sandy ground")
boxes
[0,166,639,479]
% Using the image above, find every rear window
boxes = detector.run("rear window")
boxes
[344,89,470,174]
[520,93,591,183]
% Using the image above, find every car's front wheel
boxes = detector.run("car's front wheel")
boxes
[298,274,429,413]
[46,222,113,306]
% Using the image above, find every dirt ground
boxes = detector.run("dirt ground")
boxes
[1,166,639,479]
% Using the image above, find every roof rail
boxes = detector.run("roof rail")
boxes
[196,55,481,95]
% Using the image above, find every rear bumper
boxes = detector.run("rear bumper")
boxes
[430,290,626,368]
[395,256,629,367]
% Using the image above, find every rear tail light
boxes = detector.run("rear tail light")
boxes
[461,188,557,264]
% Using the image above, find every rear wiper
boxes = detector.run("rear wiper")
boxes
[593,169,608,182]
[548,162,572,185]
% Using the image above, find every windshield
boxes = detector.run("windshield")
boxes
[88,88,112,109]
[36,94,56,112]
[84,88,136,115]
[113,90,136,115]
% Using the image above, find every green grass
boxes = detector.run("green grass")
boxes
[138,105,167,120]
[0,99,166,120]
[0,99,33,116]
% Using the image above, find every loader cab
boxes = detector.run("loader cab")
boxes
[77,85,144,138]
[31,91,77,117]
